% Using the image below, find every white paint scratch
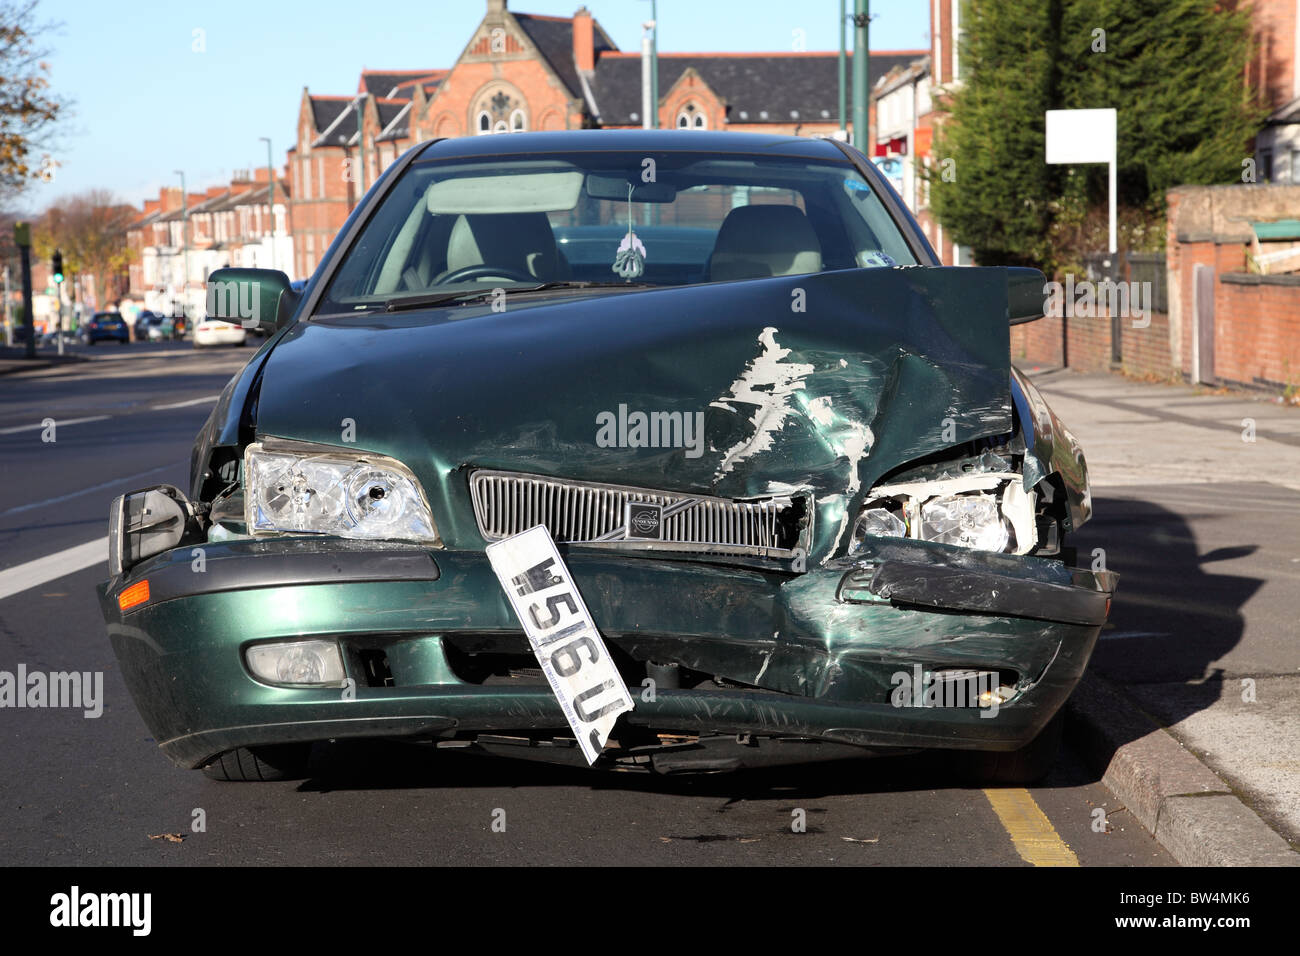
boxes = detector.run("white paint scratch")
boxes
[712,327,814,478]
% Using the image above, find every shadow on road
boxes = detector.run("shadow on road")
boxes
[291,736,1097,799]
[1068,492,1260,753]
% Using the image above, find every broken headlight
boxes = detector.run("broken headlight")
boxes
[848,476,1035,555]
[244,442,442,544]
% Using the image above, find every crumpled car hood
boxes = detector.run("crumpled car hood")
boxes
[254,267,1014,559]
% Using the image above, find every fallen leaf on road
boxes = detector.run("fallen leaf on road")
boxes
[148,833,185,843]
[840,836,879,844]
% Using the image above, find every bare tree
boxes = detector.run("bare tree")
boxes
[0,0,67,199]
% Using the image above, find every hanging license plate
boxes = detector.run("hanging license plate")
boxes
[485,525,635,764]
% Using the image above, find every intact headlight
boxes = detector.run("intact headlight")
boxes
[244,442,442,544]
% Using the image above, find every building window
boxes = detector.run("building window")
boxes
[676,104,706,129]
[475,89,526,134]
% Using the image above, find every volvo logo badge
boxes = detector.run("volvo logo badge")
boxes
[625,502,663,540]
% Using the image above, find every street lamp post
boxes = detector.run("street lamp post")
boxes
[650,0,658,129]
[852,0,870,149]
[260,137,276,272]
[839,0,847,138]
[174,169,189,323]
[639,0,659,129]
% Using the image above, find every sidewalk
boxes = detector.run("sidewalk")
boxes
[0,345,91,376]
[1030,368,1300,863]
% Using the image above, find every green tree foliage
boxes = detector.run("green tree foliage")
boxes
[928,0,1265,271]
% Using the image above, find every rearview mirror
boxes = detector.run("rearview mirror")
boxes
[584,172,678,204]
[205,268,299,332]
[1006,267,1047,325]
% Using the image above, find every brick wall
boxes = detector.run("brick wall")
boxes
[1215,274,1300,389]
[1011,311,1118,373]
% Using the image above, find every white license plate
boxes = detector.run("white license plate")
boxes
[486,525,635,764]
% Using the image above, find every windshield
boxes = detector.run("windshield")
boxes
[319,150,919,314]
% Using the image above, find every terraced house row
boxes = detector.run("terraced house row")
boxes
[125,0,1299,324]
[125,0,921,315]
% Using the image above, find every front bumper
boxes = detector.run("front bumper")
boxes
[98,535,1116,769]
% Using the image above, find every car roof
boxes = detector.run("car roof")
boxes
[416,129,851,163]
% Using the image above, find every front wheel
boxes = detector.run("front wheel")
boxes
[201,744,312,782]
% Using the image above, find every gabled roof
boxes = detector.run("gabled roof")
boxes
[513,12,617,99]
[375,100,411,142]
[308,95,355,135]
[591,51,925,126]
[359,69,444,99]
[313,97,362,147]
[391,70,449,100]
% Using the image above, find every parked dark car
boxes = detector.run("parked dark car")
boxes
[138,311,184,341]
[99,131,1114,783]
[82,311,130,345]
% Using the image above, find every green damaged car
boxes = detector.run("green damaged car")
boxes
[98,131,1115,782]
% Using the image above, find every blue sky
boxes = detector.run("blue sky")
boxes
[33,0,929,211]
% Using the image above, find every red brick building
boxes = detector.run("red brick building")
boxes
[287,0,921,279]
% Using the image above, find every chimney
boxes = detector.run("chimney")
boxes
[573,6,594,73]
[487,0,506,13]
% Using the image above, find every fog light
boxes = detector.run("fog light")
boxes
[246,640,346,686]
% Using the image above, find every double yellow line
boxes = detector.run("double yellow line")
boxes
[984,789,1080,866]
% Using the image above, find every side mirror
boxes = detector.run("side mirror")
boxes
[1007,266,1047,325]
[205,268,300,333]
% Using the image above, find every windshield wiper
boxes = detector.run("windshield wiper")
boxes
[383,280,657,313]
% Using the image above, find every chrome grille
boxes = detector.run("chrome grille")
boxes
[470,470,807,558]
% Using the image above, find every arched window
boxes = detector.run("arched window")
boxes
[676,103,706,130]
[475,89,526,135]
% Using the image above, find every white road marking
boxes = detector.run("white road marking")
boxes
[0,415,110,435]
[151,394,220,410]
[0,461,181,518]
[0,538,108,601]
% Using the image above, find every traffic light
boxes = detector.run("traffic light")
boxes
[52,250,64,284]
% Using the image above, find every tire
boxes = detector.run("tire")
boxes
[201,744,312,782]
[959,710,1064,786]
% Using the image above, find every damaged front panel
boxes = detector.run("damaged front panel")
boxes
[246,266,1015,567]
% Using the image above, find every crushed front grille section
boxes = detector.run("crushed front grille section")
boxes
[470,470,811,559]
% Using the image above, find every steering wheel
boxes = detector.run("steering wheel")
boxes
[435,264,536,285]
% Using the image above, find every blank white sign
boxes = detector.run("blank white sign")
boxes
[1045,108,1116,164]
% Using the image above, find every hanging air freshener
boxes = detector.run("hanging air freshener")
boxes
[612,183,646,279]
